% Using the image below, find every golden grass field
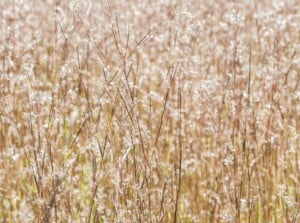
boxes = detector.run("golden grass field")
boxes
[0,0,300,222]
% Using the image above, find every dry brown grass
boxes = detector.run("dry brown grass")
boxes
[0,0,300,222]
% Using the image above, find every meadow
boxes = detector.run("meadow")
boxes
[0,0,299,222]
